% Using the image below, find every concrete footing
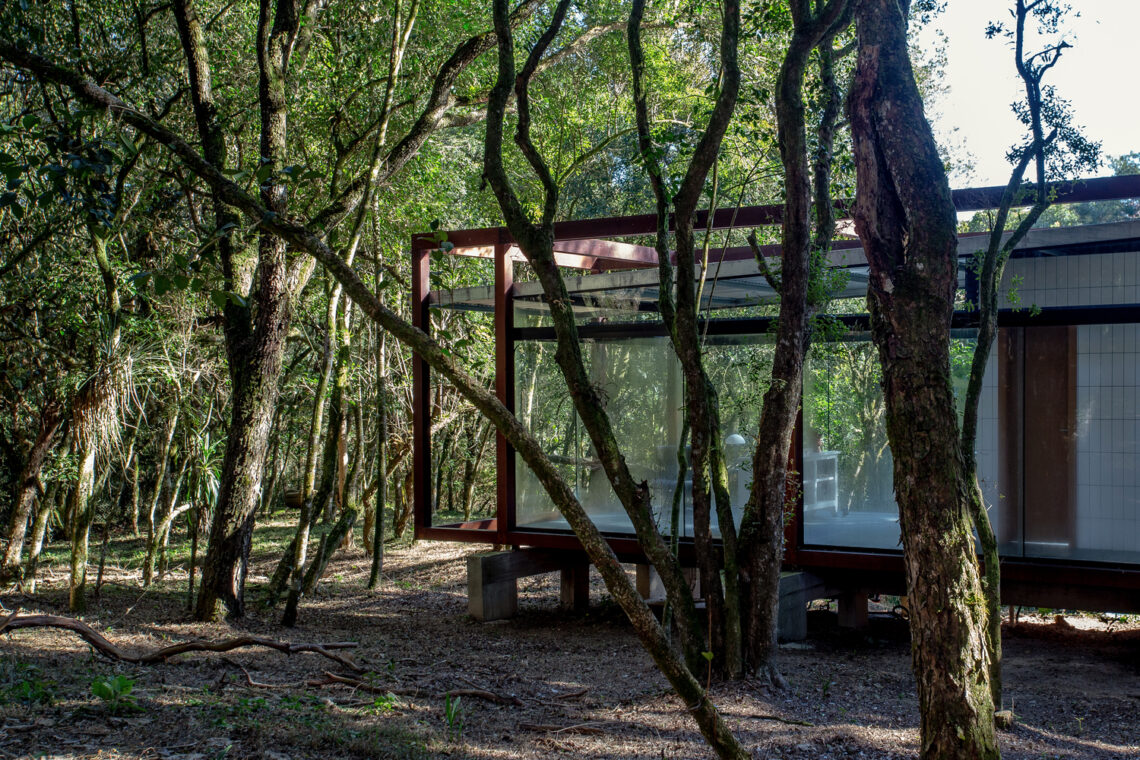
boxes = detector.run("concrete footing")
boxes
[468,549,590,622]
[468,551,846,640]
[838,590,869,630]
[777,571,829,641]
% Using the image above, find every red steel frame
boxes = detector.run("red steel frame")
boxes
[411,174,1140,594]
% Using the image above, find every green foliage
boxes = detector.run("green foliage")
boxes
[442,693,464,740]
[368,692,401,713]
[0,661,55,706]
[90,674,140,714]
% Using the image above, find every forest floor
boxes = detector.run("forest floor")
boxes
[1,517,1139,760]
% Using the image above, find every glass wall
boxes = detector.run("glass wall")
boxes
[802,323,1140,565]
[1073,323,1140,564]
[514,333,773,537]
[801,333,1005,551]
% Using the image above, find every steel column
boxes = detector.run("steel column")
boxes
[494,242,516,546]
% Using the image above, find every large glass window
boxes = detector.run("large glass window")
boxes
[514,333,773,537]
[802,333,1003,551]
[803,323,1140,566]
[1072,323,1140,563]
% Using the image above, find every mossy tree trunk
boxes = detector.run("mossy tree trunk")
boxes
[848,1,999,757]
[1,400,63,584]
[23,481,60,593]
[143,406,179,586]
[737,0,851,683]
[629,0,743,678]
[192,0,298,620]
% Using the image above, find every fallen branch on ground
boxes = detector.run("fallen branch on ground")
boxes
[552,686,589,700]
[222,657,308,689]
[519,722,609,735]
[0,611,362,672]
[753,714,814,726]
[312,670,522,705]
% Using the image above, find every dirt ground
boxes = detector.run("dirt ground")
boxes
[2,528,1138,760]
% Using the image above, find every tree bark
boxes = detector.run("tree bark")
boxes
[143,406,179,586]
[959,1,1083,710]
[302,277,338,504]
[628,0,748,677]
[1,400,63,584]
[848,2,999,757]
[68,442,97,613]
[23,481,60,593]
[282,505,358,627]
[368,326,387,587]
[194,0,297,620]
[739,0,850,683]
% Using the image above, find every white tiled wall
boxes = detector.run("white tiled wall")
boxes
[1001,251,1140,308]
[999,250,1140,560]
[974,346,1005,540]
[1075,324,1140,557]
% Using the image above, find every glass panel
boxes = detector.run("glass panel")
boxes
[426,309,497,527]
[979,334,1021,555]
[515,336,683,535]
[802,339,899,550]
[803,334,1001,551]
[1072,323,1140,564]
[513,284,666,328]
[514,334,774,537]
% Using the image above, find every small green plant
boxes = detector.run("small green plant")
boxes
[232,696,266,715]
[280,694,306,711]
[443,694,464,740]
[368,692,400,713]
[1,661,55,706]
[91,674,140,714]
[701,650,715,690]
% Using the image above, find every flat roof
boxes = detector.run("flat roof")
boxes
[430,218,1140,315]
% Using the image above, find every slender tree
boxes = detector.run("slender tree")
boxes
[0,399,64,584]
[738,0,851,682]
[847,1,998,757]
[960,0,1099,708]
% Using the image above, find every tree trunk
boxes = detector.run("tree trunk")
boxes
[282,506,358,626]
[23,481,60,593]
[68,442,97,613]
[187,465,202,611]
[157,457,190,580]
[739,0,850,682]
[462,423,492,520]
[193,0,297,621]
[368,328,387,587]
[848,2,999,757]
[268,337,347,608]
[628,0,744,677]
[392,467,411,539]
[1,401,63,584]
[261,401,288,515]
[303,277,338,504]
[144,408,179,586]
[129,439,141,535]
[432,428,452,514]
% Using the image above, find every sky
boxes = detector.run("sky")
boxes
[915,0,1140,187]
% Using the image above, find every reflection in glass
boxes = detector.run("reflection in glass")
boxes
[514,334,773,537]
